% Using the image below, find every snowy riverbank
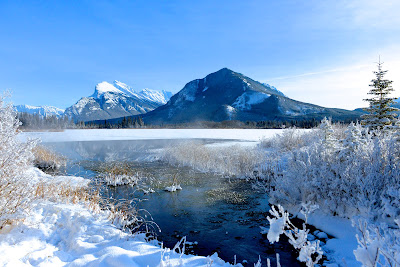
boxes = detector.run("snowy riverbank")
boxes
[0,168,233,267]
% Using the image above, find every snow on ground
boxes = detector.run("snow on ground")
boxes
[0,168,232,267]
[295,210,361,267]
[25,167,90,188]
[0,201,231,266]
[18,129,285,143]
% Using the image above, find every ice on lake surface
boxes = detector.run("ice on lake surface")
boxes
[45,139,300,266]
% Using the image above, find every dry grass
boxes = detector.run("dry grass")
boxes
[34,181,100,208]
[163,142,265,178]
[0,178,99,230]
[100,163,133,176]
[32,145,66,171]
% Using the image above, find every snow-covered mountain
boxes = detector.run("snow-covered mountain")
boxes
[64,81,172,122]
[139,68,363,124]
[14,105,65,117]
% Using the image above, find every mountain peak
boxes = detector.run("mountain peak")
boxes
[219,67,233,72]
[92,82,123,98]
[213,67,235,75]
[65,80,173,122]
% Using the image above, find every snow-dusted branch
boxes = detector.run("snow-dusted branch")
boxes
[266,205,323,267]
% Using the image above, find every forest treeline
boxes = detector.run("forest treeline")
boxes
[17,111,360,130]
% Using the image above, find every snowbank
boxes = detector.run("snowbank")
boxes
[25,167,90,188]
[18,129,285,143]
[0,201,231,266]
[306,212,361,267]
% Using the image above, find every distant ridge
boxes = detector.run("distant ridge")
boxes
[14,105,65,117]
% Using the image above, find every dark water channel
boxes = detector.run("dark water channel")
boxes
[45,139,300,266]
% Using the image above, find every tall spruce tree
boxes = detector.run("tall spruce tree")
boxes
[361,59,398,130]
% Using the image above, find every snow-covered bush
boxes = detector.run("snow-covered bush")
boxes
[259,127,317,152]
[163,141,265,178]
[266,119,400,220]
[257,119,400,266]
[0,95,36,228]
[319,117,338,151]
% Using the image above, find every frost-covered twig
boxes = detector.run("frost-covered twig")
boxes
[353,218,400,267]
[266,205,323,267]
[300,202,319,224]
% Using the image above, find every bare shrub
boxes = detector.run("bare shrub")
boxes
[163,142,265,178]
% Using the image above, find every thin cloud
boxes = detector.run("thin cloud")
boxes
[265,64,371,82]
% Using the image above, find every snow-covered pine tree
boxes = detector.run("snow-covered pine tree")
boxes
[361,59,399,131]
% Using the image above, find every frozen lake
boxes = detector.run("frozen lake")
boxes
[18,128,285,143]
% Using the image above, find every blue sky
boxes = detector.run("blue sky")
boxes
[1,0,399,109]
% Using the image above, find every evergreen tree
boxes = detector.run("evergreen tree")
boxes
[137,116,144,127]
[361,59,399,130]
